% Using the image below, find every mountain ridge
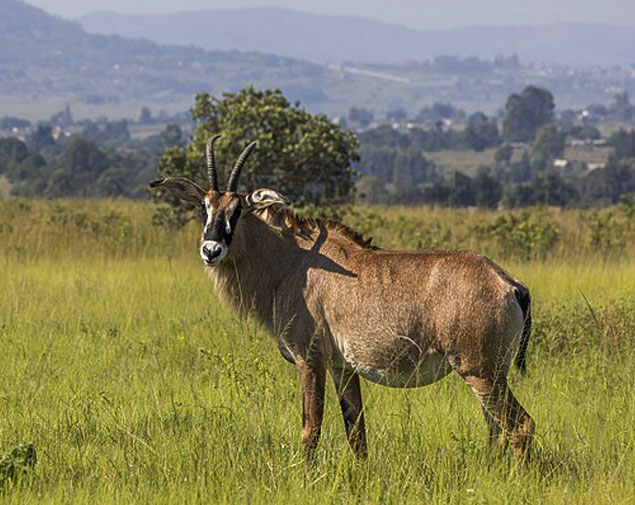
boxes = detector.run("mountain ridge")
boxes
[0,0,330,109]
[2,0,635,120]
[78,7,635,66]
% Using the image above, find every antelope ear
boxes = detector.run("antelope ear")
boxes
[244,188,291,210]
[149,177,206,207]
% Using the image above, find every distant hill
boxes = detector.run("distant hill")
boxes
[0,0,329,108]
[2,0,635,121]
[78,7,635,66]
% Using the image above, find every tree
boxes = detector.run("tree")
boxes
[502,85,555,143]
[0,138,29,173]
[422,181,452,205]
[611,91,633,122]
[29,124,55,151]
[81,119,130,146]
[473,166,502,208]
[579,159,635,204]
[586,103,608,118]
[392,149,436,187]
[388,149,433,205]
[564,124,601,141]
[348,107,374,127]
[415,102,464,123]
[608,128,635,162]
[50,104,73,128]
[531,125,565,168]
[45,136,110,197]
[386,108,408,122]
[356,176,387,204]
[449,171,475,206]
[0,116,31,130]
[495,143,513,165]
[139,106,153,124]
[503,174,578,208]
[0,138,46,191]
[358,124,409,150]
[158,124,186,150]
[156,88,359,224]
[503,149,533,183]
[357,133,437,188]
[558,109,577,128]
[463,112,499,151]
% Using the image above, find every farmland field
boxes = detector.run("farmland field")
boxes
[1,200,634,504]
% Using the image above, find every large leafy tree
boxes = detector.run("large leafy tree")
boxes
[156,88,358,223]
[502,85,555,143]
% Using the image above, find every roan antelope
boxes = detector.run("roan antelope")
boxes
[150,136,535,461]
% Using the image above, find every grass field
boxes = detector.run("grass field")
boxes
[426,145,612,178]
[0,94,193,123]
[0,176,11,200]
[1,200,634,504]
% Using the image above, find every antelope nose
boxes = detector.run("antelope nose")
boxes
[201,242,224,264]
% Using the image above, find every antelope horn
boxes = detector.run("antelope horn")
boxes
[226,141,257,192]
[206,134,222,191]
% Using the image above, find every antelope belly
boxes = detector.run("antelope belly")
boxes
[336,338,453,388]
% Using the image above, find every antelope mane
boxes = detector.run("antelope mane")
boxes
[254,205,376,250]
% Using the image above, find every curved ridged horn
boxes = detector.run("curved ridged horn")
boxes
[206,134,222,191]
[226,141,257,192]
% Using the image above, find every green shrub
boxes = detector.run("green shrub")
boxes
[474,209,560,260]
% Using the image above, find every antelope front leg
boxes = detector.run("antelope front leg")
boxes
[296,356,326,461]
[330,367,367,459]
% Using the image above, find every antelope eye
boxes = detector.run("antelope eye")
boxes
[200,205,208,224]
[227,208,241,233]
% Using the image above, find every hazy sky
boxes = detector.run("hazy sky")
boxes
[25,0,635,29]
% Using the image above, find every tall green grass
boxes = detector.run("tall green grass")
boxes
[1,200,633,504]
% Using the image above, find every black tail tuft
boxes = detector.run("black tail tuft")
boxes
[514,286,532,374]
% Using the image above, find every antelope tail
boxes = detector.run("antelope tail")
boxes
[514,286,531,374]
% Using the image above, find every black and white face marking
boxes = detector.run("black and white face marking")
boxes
[199,196,242,265]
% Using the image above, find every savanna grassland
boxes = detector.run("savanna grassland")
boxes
[1,200,634,504]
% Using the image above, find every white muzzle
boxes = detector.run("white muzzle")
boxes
[200,240,227,265]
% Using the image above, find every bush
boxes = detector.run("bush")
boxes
[474,209,560,260]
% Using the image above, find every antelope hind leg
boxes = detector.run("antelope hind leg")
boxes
[462,374,534,462]
[481,405,506,456]
[330,367,367,459]
[501,385,535,461]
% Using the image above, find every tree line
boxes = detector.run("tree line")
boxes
[0,122,185,199]
[356,86,635,207]
[1,85,634,212]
